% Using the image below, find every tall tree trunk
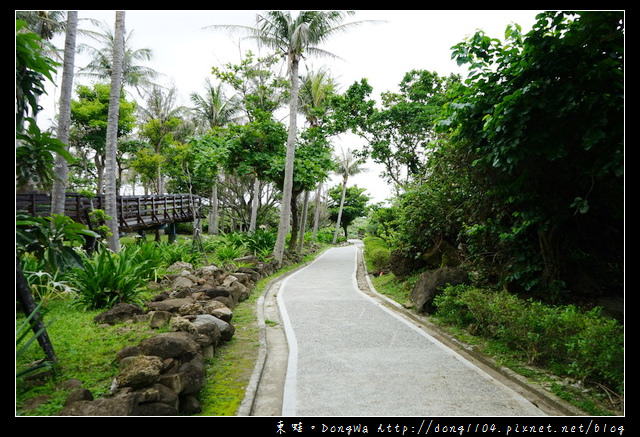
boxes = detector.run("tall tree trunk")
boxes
[332,179,347,244]
[274,57,300,263]
[249,176,260,232]
[538,225,561,291]
[51,11,77,216]
[297,190,309,251]
[104,11,125,252]
[312,183,322,240]
[288,190,300,252]
[209,181,219,235]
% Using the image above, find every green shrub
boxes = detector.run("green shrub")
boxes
[158,240,202,266]
[245,229,277,260]
[363,236,391,272]
[369,247,390,271]
[315,227,338,244]
[67,245,152,310]
[214,243,247,269]
[433,285,624,393]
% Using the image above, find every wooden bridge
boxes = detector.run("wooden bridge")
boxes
[16,192,206,232]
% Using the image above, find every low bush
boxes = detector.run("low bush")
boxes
[67,245,153,310]
[433,284,624,394]
[363,236,391,272]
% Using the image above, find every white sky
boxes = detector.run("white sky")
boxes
[38,10,542,204]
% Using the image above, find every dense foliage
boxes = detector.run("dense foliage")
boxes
[366,12,624,303]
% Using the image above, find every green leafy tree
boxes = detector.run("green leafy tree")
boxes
[212,50,289,232]
[298,67,338,242]
[69,83,136,193]
[442,11,624,298]
[328,185,370,239]
[331,71,459,191]
[221,11,371,262]
[190,77,243,132]
[331,148,366,244]
[16,19,72,192]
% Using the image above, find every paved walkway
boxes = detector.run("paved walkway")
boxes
[276,243,547,417]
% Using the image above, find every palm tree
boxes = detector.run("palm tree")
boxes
[51,11,77,216]
[245,11,368,263]
[297,67,337,247]
[190,78,242,132]
[332,148,366,244]
[78,19,158,97]
[190,78,241,234]
[104,11,125,252]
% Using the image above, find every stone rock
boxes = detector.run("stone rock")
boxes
[191,317,222,346]
[210,306,233,323]
[146,297,194,313]
[179,394,202,414]
[410,266,468,313]
[203,287,231,299]
[193,314,234,342]
[170,315,198,334]
[172,275,195,290]
[64,388,93,405]
[166,261,193,273]
[115,345,141,362]
[149,310,172,328]
[195,265,222,282]
[51,245,268,416]
[136,383,179,410]
[138,332,200,360]
[94,302,145,325]
[136,401,178,416]
[57,390,139,416]
[116,355,164,389]
[178,302,204,316]
[235,267,260,283]
[212,295,236,309]
[177,353,205,395]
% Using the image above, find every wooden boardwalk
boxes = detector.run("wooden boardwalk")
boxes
[16,192,205,232]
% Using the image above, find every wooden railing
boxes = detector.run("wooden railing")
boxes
[16,192,205,231]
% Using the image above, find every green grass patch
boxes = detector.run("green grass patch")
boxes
[16,299,159,415]
[16,236,331,416]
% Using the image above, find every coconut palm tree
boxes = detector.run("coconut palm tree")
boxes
[245,11,370,262]
[190,78,242,132]
[104,11,125,252]
[332,148,366,244]
[297,67,337,247]
[51,11,77,216]
[190,78,242,234]
[77,18,158,97]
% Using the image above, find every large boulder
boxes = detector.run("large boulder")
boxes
[410,266,468,313]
